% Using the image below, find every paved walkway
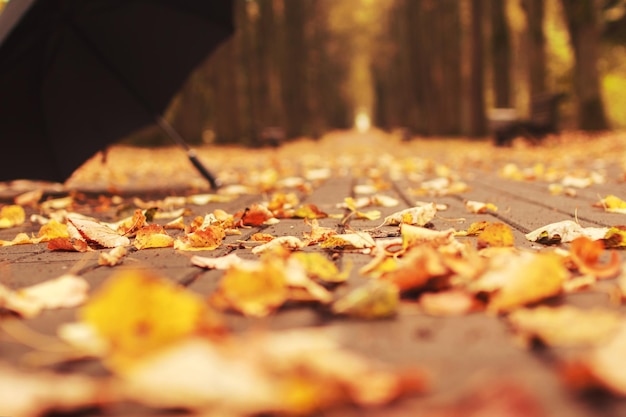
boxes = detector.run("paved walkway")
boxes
[2,130,626,416]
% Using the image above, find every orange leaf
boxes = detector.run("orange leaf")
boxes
[569,236,621,279]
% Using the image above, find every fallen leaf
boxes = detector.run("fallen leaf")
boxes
[36,219,69,242]
[584,321,626,396]
[0,204,26,228]
[321,231,376,250]
[481,252,569,313]
[115,209,147,236]
[465,200,498,214]
[379,246,450,292]
[292,251,349,283]
[508,305,622,347]
[0,232,33,246]
[332,280,399,319]
[595,195,626,214]
[1,275,89,318]
[174,225,225,251]
[293,204,328,219]
[477,222,514,249]
[525,220,608,244]
[98,246,128,266]
[239,203,278,226]
[251,236,306,254]
[79,269,221,371]
[67,215,130,248]
[302,218,337,244]
[380,203,437,226]
[213,257,289,317]
[569,236,621,279]
[0,363,105,417]
[191,253,250,270]
[419,290,479,316]
[134,224,174,249]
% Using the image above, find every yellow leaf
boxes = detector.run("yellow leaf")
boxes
[292,252,349,283]
[598,195,626,213]
[0,232,33,246]
[134,225,174,250]
[215,258,289,317]
[0,205,25,228]
[332,280,399,319]
[36,219,69,241]
[293,204,328,219]
[488,252,569,313]
[509,306,621,347]
[80,269,214,371]
[477,222,514,249]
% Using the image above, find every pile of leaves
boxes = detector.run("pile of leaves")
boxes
[2,130,626,416]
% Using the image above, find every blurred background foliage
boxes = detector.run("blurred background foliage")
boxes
[2,0,626,146]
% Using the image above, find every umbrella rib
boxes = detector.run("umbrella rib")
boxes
[64,17,220,189]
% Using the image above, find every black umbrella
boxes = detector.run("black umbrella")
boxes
[0,0,234,188]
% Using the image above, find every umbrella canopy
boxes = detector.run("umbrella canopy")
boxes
[0,0,234,185]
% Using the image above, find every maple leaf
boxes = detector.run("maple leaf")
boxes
[79,269,221,371]
[0,204,26,228]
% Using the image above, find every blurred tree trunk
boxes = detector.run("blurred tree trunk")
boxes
[560,0,609,130]
[467,0,487,137]
[281,0,309,138]
[490,0,512,108]
[522,0,547,101]
[439,0,462,134]
[209,40,241,144]
[373,0,419,133]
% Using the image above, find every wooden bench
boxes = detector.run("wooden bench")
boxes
[493,93,566,146]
